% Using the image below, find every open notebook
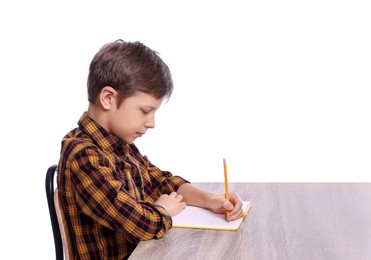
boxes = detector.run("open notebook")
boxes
[172,201,251,231]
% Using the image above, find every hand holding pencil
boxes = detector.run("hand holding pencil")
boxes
[198,158,244,221]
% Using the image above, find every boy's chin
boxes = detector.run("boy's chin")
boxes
[123,137,136,144]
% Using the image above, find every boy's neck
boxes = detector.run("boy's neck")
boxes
[86,104,107,130]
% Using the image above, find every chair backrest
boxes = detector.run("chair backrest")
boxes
[54,188,73,260]
[45,165,73,260]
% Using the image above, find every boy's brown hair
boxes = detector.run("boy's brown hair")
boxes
[87,39,173,106]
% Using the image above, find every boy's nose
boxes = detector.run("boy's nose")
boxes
[145,118,155,129]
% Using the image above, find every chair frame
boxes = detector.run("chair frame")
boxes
[45,164,64,260]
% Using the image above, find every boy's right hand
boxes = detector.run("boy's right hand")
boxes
[154,192,186,217]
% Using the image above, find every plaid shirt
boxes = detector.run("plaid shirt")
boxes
[58,112,188,259]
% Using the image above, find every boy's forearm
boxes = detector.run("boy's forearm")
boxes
[176,183,214,209]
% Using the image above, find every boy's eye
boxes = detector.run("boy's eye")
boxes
[141,109,150,114]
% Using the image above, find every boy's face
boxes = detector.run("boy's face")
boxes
[107,91,163,144]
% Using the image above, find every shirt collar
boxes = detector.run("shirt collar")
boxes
[77,112,128,154]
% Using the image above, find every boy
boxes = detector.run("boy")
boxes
[58,39,244,259]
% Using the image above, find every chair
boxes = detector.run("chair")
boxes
[45,165,73,260]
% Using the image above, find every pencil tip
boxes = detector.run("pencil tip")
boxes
[223,158,226,164]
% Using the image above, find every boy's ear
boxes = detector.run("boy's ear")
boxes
[99,86,118,110]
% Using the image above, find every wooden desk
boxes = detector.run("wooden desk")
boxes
[129,183,371,260]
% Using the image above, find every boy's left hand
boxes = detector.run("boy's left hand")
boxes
[208,192,244,221]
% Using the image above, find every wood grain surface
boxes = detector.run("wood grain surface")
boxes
[129,183,371,260]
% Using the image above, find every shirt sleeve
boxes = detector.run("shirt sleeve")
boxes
[146,159,190,196]
[129,143,190,197]
[69,147,172,241]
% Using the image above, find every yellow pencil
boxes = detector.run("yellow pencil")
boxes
[223,158,230,220]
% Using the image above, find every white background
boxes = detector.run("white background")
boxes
[0,0,370,258]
